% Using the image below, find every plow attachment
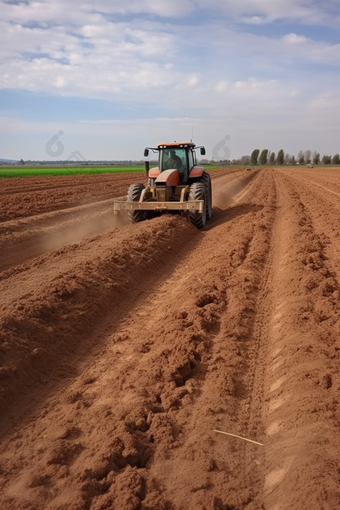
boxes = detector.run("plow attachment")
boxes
[113,200,204,213]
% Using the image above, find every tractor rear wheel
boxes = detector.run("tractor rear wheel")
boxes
[188,182,207,229]
[127,183,147,223]
[201,171,212,219]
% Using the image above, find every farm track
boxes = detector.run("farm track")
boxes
[0,167,340,509]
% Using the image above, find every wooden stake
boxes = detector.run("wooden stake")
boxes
[213,429,264,446]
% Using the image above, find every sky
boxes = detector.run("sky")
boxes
[1,0,340,161]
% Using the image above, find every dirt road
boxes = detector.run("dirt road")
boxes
[0,167,340,509]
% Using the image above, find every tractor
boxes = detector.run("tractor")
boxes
[113,142,212,229]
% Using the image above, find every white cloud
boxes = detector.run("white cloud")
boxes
[195,0,340,26]
[1,0,339,27]
[310,89,340,112]
[240,15,266,25]
[1,0,340,160]
[0,0,195,25]
[1,13,339,103]
[283,33,308,45]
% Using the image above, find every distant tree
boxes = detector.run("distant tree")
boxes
[284,153,291,164]
[297,150,305,165]
[290,155,296,164]
[312,151,320,165]
[251,149,260,165]
[259,149,268,165]
[240,155,251,165]
[322,155,332,164]
[304,150,312,164]
[332,154,340,164]
[269,151,276,164]
[277,149,284,165]
[19,158,25,165]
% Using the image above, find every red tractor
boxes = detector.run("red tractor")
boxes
[113,142,212,229]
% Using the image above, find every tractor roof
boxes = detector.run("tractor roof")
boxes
[157,142,196,149]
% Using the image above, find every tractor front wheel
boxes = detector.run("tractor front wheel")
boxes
[188,182,207,229]
[127,183,147,223]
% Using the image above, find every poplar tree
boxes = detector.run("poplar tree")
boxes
[277,149,284,165]
[259,149,268,165]
[251,149,260,165]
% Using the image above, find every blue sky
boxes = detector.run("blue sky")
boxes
[1,0,340,161]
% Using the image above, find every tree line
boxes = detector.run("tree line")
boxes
[247,149,340,166]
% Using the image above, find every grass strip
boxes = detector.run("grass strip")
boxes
[0,166,147,178]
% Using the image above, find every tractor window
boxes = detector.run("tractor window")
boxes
[160,148,188,183]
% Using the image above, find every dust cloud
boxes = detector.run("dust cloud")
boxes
[212,174,253,208]
[40,209,131,252]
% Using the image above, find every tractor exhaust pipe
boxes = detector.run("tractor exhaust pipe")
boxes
[145,161,150,177]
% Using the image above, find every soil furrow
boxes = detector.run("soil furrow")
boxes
[0,216,200,425]
[261,171,340,509]
[1,167,340,509]
[276,169,340,284]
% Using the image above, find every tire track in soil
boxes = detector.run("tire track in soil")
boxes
[276,168,340,283]
[261,171,340,509]
[283,167,340,198]
[0,169,276,510]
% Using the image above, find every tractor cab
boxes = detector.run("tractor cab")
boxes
[144,142,205,185]
[158,142,196,184]
[159,146,190,184]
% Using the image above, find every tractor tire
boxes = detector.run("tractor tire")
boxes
[201,171,212,219]
[188,182,207,229]
[127,183,147,223]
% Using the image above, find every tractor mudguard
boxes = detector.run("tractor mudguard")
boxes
[149,167,160,178]
[189,166,205,178]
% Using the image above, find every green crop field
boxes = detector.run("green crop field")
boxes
[0,166,147,178]
[0,165,224,178]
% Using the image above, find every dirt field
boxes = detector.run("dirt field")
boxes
[1,166,340,510]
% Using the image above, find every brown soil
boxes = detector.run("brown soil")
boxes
[0,167,340,510]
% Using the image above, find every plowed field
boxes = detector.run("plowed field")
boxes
[1,167,340,510]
